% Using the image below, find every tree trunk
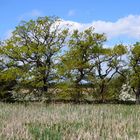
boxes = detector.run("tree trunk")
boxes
[136,87,140,104]
[43,76,48,92]
[100,81,106,103]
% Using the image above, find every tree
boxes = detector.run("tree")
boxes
[130,42,140,104]
[107,69,130,100]
[0,46,17,101]
[91,44,127,101]
[1,16,69,98]
[58,27,106,101]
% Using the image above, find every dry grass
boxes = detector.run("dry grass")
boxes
[0,103,139,139]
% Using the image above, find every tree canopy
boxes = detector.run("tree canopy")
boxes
[0,16,140,103]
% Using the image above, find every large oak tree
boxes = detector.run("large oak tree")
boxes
[1,16,69,97]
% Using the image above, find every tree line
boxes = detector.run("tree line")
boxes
[0,16,140,103]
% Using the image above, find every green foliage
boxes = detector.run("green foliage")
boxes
[130,42,140,88]
[0,15,137,102]
[113,44,127,55]
[58,27,107,101]
[107,74,127,99]
[1,16,69,96]
[89,44,127,101]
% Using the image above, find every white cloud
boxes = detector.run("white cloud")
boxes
[62,15,140,39]
[68,10,76,17]
[4,15,140,41]
[59,20,88,31]
[92,15,140,39]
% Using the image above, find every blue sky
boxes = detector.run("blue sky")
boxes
[1,0,140,45]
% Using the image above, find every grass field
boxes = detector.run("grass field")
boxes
[0,103,139,140]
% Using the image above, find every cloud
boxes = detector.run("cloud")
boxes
[92,15,140,39]
[62,15,140,39]
[4,15,140,42]
[68,10,76,17]
[18,9,43,20]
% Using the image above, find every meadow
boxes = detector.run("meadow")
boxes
[0,103,139,140]
[0,103,140,140]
